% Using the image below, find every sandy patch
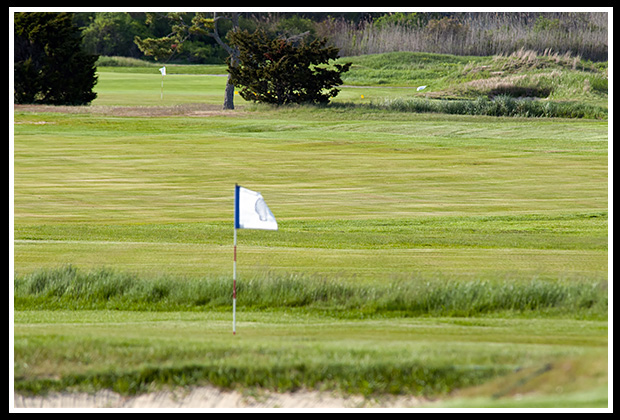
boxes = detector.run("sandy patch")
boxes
[14,103,245,118]
[14,386,426,409]
[13,120,57,125]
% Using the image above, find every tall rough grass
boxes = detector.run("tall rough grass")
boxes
[14,265,607,319]
[375,95,607,119]
[318,12,608,61]
[95,56,159,67]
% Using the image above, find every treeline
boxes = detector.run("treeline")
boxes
[72,11,608,64]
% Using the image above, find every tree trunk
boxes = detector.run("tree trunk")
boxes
[212,12,239,111]
[223,74,235,110]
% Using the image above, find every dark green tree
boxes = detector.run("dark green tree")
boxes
[228,30,351,106]
[14,12,98,105]
[80,12,146,57]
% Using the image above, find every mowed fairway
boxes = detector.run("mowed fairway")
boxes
[12,68,609,407]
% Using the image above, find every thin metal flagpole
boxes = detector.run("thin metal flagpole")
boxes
[233,226,237,335]
[233,184,239,335]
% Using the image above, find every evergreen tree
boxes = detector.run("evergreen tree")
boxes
[228,30,351,106]
[14,12,98,105]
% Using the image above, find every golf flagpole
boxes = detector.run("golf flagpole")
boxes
[233,226,237,335]
[232,184,278,335]
[233,184,239,335]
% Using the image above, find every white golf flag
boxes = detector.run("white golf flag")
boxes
[235,185,277,230]
[159,66,166,76]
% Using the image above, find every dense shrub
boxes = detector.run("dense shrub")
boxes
[228,29,351,106]
[14,12,98,105]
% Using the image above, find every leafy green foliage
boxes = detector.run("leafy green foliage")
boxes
[80,12,145,57]
[373,12,433,29]
[133,12,217,62]
[133,36,179,62]
[14,12,98,105]
[228,30,351,105]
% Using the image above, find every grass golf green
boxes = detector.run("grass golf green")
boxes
[12,53,608,407]
[13,107,608,282]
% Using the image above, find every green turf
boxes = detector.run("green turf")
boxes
[12,54,609,406]
[13,310,608,400]
[13,107,608,283]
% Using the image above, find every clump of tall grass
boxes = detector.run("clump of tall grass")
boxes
[493,48,583,72]
[96,56,158,67]
[375,278,607,318]
[14,265,607,319]
[375,96,607,119]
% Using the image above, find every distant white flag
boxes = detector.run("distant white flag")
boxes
[417,85,427,91]
[159,66,166,76]
[235,185,277,230]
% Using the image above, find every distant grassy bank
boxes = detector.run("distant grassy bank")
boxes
[340,51,607,103]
